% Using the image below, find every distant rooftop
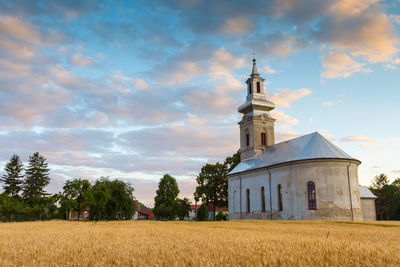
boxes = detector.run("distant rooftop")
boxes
[359,186,377,199]
[229,132,360,175]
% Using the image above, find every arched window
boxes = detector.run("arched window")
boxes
[233,190,237,212]
[261,133,266,146]
[246,189,250,213]
[261,186,265,212]
[277,184,283,211]
[256,82,260,93]
[307,181,316,210]
[246,133,250,147]
[248,83,252,95]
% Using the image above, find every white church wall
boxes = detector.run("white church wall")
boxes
[361,198,377,221]
[228,159,363,221]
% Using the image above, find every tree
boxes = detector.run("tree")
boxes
[176,197,191,220]
[102,178,135,220]
[196,203,209,221]
[61,179,91,220]
[87,181,110,221]
[193,191,200,221]
[22,152,50,203]
[216,210,227,221]
[223,150,240,173]
[194,151,240,220]
[153,174,179,220]
[195,163,227,220]
[372,173,390,190]
[370,174,400,220]
[0,154,24,198]
[87,177,135,220]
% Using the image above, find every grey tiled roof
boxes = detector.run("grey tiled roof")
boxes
[229,132,360,175]
[359,186,377,199]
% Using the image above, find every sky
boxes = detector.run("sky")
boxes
[0,0,399,207]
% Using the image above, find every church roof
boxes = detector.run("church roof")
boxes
[359,186,377,199]
[229,132,360,175]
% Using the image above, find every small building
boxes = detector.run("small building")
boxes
[208,203,228,220]
[133,201,154,220]
[359,186,377,221]
[189,204,199,220]
[68,208,89,221]
[188,204,228,220]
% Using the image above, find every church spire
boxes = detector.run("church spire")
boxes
[251,58,259,77]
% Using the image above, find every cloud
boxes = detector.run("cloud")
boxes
[118,121,238,160]
[263,64,278,74]
[384,58,400,70]
[133,79,151,90]
[275,131,302,143]
[322,99,342,106]
[315,0,399,63]
[71,53,94,66]
[267,0,332,23]
[0,0,100,17]
[372,165,382,169]
[390,15,400,25]
[220,16,252,35]
[322,101,334,107]
[246,32,308,57]
[0,15,42,43]
[321,51,370,78]
[266,88,312,108]
[271,110,298,125]
[340,135,376,146]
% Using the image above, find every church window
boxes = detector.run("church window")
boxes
[233,190,237,212]
[257,82,260,93]
[246,134,250,146]
[261,186,265,212]
[261,133,266,146]
[307,181,316,210]
[248,83,252,95]
[277,184,283,211]
[246,189,250,213]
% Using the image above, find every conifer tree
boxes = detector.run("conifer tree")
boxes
[0,154,24,198]
[153,174,179,220]
[22,152,50,202]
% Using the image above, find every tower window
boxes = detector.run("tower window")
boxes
[246,189,250,213]
[261,133,266,146]
[261,186,265,212]
[248,83,252,95]
[307,181,316,210]
[257,82,260,93]
[278,184,283,211]
[246,134,250,146]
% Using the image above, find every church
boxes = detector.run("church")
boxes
[228,59,377,221]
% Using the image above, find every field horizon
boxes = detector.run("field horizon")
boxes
[1,220,399,266]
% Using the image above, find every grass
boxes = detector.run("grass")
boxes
[0,220,399,266]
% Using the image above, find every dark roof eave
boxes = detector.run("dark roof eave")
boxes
[227,157,361,178]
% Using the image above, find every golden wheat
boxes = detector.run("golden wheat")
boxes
[0,220,399,266]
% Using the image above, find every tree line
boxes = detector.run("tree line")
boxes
[0,153,135,221]
[152,151,240,221]
[370,173,400,220]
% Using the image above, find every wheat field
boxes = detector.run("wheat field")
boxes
[0,220,399,266]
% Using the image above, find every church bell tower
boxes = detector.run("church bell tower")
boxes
[238,57,276,161]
